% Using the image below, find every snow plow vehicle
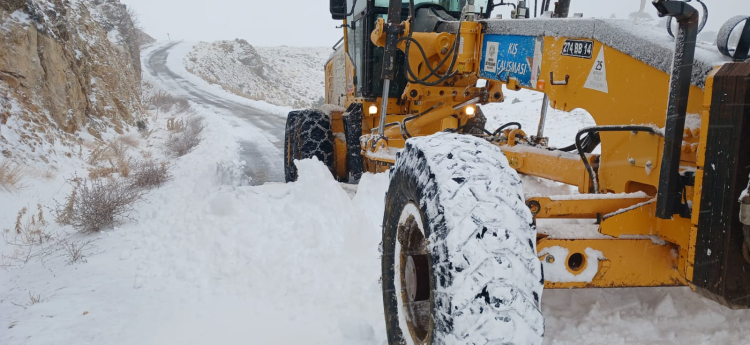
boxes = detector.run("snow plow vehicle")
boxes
[283,0,750,343]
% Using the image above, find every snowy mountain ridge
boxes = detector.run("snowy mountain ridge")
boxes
[185,40,329,109]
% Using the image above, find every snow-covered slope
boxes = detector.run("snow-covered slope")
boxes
[185,40,329,109]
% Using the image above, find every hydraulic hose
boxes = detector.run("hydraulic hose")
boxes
[492,122,522,136]
[402,1,464,86]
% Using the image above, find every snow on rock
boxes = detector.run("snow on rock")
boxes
[185,40,329,109]
[0,0,143,165]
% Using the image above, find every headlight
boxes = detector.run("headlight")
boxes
[465,105,476,116]
[369,105,378,115]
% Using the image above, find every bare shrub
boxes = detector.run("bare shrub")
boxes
[54,178,145,233]
[0,160,26,192]
[60,239,93,264]
[149,91,190,113]
[129,159,172,189]
[174,99,190,113]
[165,116,206,157]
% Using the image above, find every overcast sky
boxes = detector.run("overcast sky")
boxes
[121,0,750,47]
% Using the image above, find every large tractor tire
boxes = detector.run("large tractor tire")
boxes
[381,133,544,345]
[284,109,335,182]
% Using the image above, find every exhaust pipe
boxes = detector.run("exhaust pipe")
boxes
[653,0,699,219]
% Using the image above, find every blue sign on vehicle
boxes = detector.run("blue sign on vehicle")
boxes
[480,35,542,89]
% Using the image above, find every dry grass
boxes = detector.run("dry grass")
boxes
[3,203,100,267]
[117,135,141,148]
[167,117,186,132]
[87,141,131,179]
[3,205,57,266]
[4,205,51,246]
[54,178,145,233]
[165,116,205,157]
[60,239,93,264]
[148,91,190,113]
[36,167,56,180]
[0,160,26,192]
[28,292,41,305]
[129,159,172,189]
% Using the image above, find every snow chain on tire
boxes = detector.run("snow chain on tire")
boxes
[284,110,302,182]
[382,132,544,345]
[343,103,364,182]
[283,109,335,182]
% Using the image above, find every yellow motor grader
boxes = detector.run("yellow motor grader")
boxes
[283,0,750,343]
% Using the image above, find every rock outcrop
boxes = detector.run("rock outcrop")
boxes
[0,0,143,162]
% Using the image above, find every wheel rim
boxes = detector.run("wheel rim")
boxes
[396,203,433,344]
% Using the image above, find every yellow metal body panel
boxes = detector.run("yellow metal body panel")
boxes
[528,38,706,195]
[529,196,652,219]
[538,238,686,288]
[501,144,594,193]
[321,15,730,290]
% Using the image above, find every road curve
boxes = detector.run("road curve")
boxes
[143,42,287,185]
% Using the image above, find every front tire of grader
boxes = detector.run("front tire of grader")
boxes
[283,109,335,182]
[381,133,545,345]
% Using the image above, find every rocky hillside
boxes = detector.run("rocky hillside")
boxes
[185,40,329,109]
[0,0,143,164]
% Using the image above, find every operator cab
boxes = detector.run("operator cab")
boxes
[331,0,491,100]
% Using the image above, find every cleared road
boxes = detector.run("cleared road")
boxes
[144,42,286,184]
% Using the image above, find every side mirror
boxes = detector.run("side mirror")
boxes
[331,0,348,20]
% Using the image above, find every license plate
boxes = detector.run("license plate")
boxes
[561,39,594,59]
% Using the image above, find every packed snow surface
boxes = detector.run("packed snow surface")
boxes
[3,41,750,345]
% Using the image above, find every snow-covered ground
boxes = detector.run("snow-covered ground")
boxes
[3,40,750,345]
[185,40,329,109]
